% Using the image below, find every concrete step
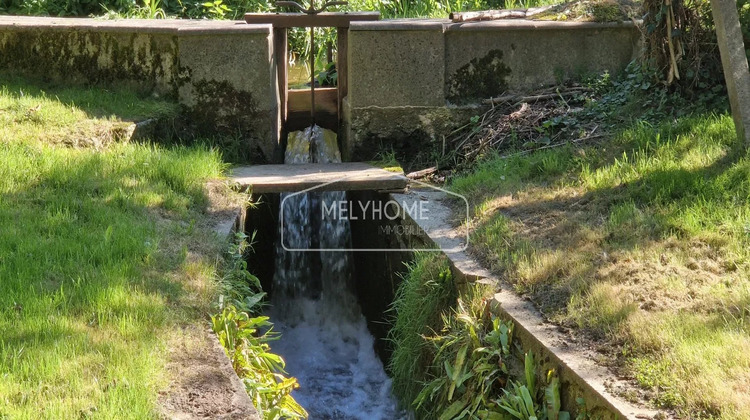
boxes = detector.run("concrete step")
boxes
[230,163,407,194]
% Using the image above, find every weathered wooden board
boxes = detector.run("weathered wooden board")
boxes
[231,163,407,193]
[243,12,380,28]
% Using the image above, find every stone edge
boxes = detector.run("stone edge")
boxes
[349,18,640,31]
[209,206,260,419]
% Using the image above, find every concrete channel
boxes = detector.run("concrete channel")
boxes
[223,164,667,419]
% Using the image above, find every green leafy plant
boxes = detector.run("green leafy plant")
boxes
[316,62,338,87]
[413,295,514,419]
[212,305,307,419]
[202,0,231,19]
[212,233,307,420]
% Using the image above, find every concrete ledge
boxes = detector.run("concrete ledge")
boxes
[0,16,271,34]
[349,19,447,31]
[444,19,639,32]
[348,17,640,32]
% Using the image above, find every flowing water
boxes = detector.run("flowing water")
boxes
[270,126,405,419]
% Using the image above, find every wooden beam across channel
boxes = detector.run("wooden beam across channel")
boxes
[244,12,380,27]
[231,163,407,193]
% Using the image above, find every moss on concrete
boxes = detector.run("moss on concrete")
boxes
[0,29,178,97]
[447,49,511,104]
[180,79,271,163]
[345,105,480,170]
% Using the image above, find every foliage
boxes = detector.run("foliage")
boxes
[316,61,338,87]
[211,305,307,419]
[219,232,266,313]
[641,0,750,92]
[213,233,307,420]
[388,253,459,411]
[490,354,573,420]
[202,0,230,18]
[413,295,514,420]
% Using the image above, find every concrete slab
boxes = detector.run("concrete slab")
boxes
[230,163,407,193]
[711,0,750,147]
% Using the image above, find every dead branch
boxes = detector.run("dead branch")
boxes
[406,166,438,179]
[450,9,526,22]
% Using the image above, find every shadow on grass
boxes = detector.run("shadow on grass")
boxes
[0,71,179,122]
[457,115,749,323]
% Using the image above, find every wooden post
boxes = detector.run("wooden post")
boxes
[336,27,348,127]
[274,27,289,126]
[711,0,750,148]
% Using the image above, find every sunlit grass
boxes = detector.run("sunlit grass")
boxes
[0,73,178,146]
[451,113,750,418]
[0,78,227,418]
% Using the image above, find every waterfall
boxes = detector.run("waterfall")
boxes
[269,125,404,419]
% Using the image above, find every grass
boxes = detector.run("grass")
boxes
[388,253,458,410]
[0,77,231,418]
[450,112,750,419]
[0,73,179,147]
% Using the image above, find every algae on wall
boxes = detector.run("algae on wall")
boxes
[0,29,179,97]
[447,49,511,104]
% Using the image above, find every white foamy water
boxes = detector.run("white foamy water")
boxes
[268,299,405,420]
[270,125,405,419]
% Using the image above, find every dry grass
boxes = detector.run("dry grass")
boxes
[452,113,750,419]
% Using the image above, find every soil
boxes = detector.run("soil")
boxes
[158,181,257,419]
[158,325,257,420]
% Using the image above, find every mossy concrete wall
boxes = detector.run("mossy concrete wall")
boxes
[344,19,641,161]
[0,17,279,162]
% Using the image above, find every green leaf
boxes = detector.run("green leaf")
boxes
[520,385,536,417]
[545,376,561,420]
[448,344,469,400]
[524,351,536,393]
[440,399,469,420]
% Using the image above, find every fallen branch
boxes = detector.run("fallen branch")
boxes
[450,9,526,22]
[483,88,592,105]
[406,166,438,179]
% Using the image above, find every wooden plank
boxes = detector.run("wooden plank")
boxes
[231,163,407,193]
[288,87,338,115]
[287,88,338,131]
[244,12,380,28]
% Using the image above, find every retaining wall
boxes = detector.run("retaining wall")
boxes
[0,17,641,163]
[344,19,641,161]
[0,16,279,162]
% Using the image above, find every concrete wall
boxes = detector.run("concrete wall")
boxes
[0,17,279,162]
[0,17,640,163]
[344,19,641,161]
